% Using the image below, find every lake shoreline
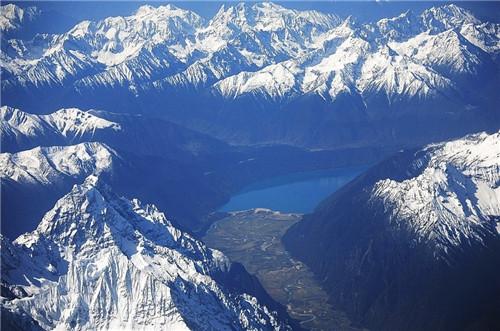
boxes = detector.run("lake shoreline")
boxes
[218,165,369,214]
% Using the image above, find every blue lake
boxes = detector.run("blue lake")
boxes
[219,166,368,213]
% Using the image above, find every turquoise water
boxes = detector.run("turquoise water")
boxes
[219,166,368,213]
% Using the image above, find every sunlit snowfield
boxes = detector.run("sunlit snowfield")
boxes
[1,1,499,330]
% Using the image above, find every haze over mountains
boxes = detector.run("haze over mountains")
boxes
[1,2,499,331]
[1,2,499,148]
[1,105,379,239]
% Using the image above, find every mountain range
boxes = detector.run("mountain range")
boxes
[1,105,382,239]
[1,175,293,330]
[1,2,499,149]
[1,2,499,330]
[283,130,500,330]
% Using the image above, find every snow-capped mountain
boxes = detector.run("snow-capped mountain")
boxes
[4,2,495,101]
[213,4,497,103]
[283,131,500,330]
[213,59,303,101]
[1,2,498,149]
[0,142,119,238]
[0,3,204,89]
[0,4,40,33]
[421,4,481,33]
[1,176,291,330]
[0,106,229,156]
[1,106,120,151]
[157,2,339,88]
[0,142,115,186]
[371,131,500,258]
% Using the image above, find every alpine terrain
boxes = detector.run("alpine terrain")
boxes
[1,2,499,331]
[0,105,381,239]
[1,176,293,330]
[284,131,500,330]
[1,2,499,148]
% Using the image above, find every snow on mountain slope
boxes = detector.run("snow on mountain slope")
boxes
[301,36,369,100]
[74,47,181,90]
[366,4,480,43]
[421,4,481,32]
[215,33,455,102]
[2,43,102,87]
[1,176,289,330]
[357,45,453,101]
[155,2,340,90]
[196,2,339,56]
[68,4,204,89]
[50,4,202,66]
[0,106,58,144]
[1,2,341,91]
[0,142,116,186]
[1,2,498,112]
[213,60,302,101]
[42,108,121,139]
[389,30,486,77]
[460,22,500,54]
[0,4,40,32]
[78,4,203,67]
[1,4,203,87]
[1,106,120,149]
[208,3,497,103]
[213,33,369,102]
[370,10,423,42]
[156,45,257,90]
[371,131,500,259]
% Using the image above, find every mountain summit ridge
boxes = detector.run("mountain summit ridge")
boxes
[1,175,291,330]
[2,2,497,99]
[283,130,500,330]
[2,2,497,149]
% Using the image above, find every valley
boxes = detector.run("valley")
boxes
[203,209,362,331]
[1,1,499,330]
[203,167,367,330]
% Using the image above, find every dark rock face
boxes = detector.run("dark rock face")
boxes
[283,148,500,331]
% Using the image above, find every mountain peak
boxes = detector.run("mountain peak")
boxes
[3,177,290,330]
[372,131,500,257]
[0,105,25,122]
[251,1,289,14]
[44,108,121,137]
[0,106,122,155]
[0,142,116,186]
[210,1,338,33]
[422,4,480,32]
[135,4,158,15]
[0,4,40,32]
[134,3,193,19]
